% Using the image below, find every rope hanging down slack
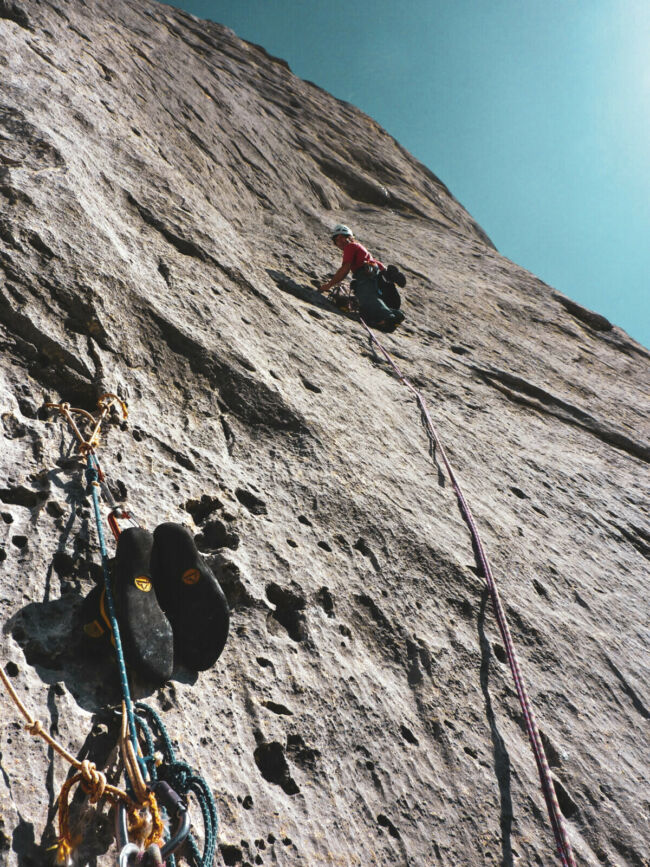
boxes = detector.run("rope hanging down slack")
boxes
[358,318,577,867]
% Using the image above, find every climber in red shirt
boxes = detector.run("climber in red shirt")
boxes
[319,225,405,332]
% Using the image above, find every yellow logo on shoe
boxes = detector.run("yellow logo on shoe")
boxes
[182,568,200,585]
[134,576,152,592]
[83,620,105,638]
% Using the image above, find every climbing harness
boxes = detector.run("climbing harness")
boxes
[359,319,577,867]
[0,395,220,866]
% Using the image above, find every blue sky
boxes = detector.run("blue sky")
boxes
[171,1,649,348]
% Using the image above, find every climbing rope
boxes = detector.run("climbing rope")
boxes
[134,702,219,867]
[86,454,140,760]
[359,319,576,867]
[44,396,219,866]
[0,663,156,864]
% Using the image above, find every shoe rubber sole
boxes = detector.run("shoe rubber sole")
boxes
[151,523,230,671]
[113,527,174,684]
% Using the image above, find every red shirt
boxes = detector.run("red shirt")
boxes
[342,241,384,273]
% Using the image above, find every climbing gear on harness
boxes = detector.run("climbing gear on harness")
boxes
[151,522,230,671]
[357,319,576,866]
[327,283,358,314]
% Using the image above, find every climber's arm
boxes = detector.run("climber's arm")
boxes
[319,261,352,292]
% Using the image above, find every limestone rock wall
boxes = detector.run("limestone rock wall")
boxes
[0,1,648,865]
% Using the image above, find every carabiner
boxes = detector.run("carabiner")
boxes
[155,781,192,860]
[118,843,140,867]
[115,802,140,866]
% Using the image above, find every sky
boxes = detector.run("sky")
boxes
[170,1,649,348]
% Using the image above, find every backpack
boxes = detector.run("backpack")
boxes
[378,264,406,310]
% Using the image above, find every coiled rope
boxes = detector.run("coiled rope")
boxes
[0,663,162,864]
[134,702,219,867]
[359,318,576,867]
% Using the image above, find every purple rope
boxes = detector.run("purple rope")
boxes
[359,319,576,867]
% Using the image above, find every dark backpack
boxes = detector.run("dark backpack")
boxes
[378,264,406,310]
[378,277,401,309]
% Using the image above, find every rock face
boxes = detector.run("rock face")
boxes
[0,2,648,865]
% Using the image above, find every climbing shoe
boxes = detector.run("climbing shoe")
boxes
[151,523,230,671]
[113,527,174,684]
[377,310,405,333]
[79,533,174,685]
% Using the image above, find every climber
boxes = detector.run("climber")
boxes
[319,224,406,332]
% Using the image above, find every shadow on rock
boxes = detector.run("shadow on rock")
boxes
[6,596,128,713]
[10,711,120,867]
[266,268,357,321]
[5,593,195,713]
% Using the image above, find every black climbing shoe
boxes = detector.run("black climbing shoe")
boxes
[113,527,174,684]
[151,523,230,671]
[382,310,406,334]
[79,531,174,684]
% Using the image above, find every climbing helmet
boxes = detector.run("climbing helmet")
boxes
[331,223,353,241]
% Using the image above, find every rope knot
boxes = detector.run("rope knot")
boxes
[26,719,44,736]
[79,760,107,802]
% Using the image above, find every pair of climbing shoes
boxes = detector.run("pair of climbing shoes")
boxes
[81,523,229,683]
